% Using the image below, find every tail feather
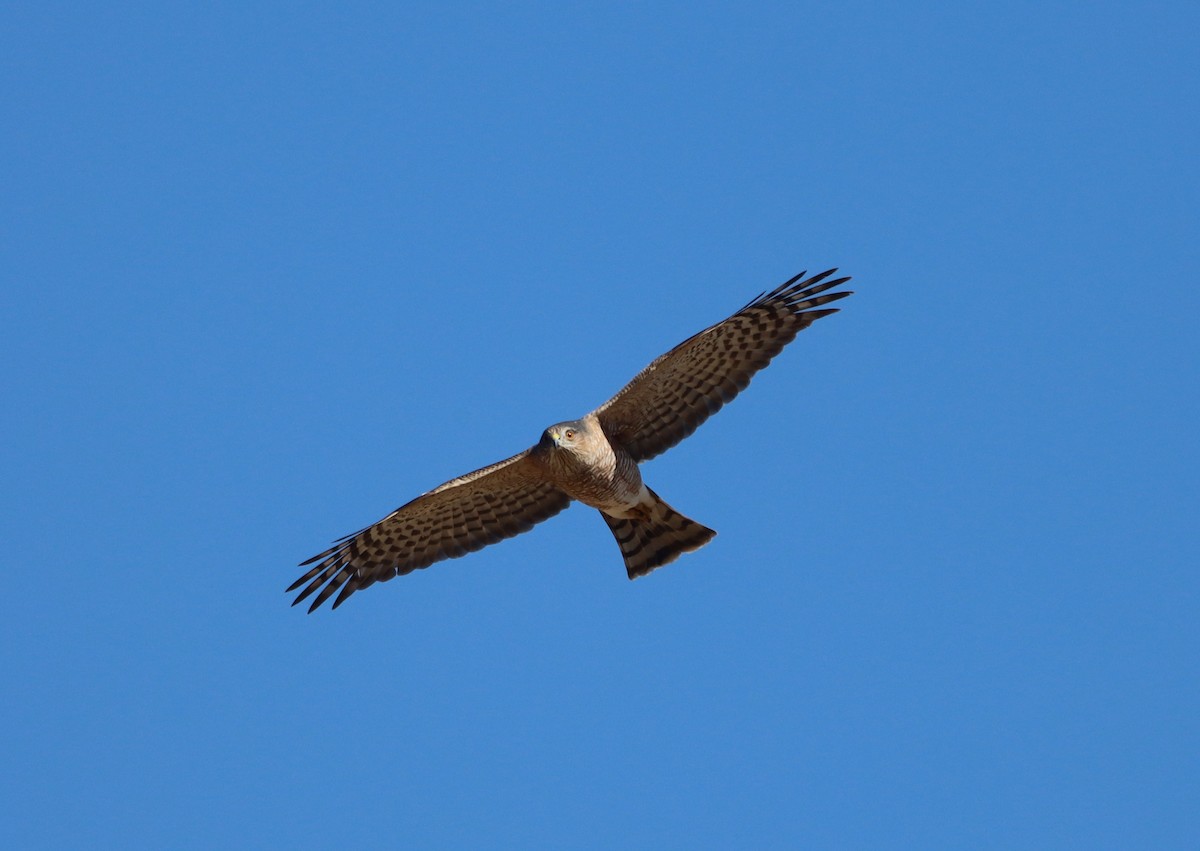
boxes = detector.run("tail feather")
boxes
[601,489,716,579]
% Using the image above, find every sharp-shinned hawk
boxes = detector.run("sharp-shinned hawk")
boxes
[289,268,852,611]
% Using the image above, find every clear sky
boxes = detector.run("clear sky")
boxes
[3,2,1197,848]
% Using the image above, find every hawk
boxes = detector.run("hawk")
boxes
[290,268,852,611]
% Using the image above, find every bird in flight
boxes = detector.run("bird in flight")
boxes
[290,268,852,612]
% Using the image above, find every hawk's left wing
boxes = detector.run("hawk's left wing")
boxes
[593,269,851,462]
[289,450,570,612]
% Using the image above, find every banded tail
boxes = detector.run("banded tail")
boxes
[601,488,716,579]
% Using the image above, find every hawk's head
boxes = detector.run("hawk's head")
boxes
[536,415,608,470]
[541,419,586,452]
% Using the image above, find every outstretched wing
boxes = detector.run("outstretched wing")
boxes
[288,451,570,612]
[593,269,852,462]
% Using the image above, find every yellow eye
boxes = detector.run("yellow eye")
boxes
[564,429,575,440]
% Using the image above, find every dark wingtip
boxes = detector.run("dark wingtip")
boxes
[331,577,359,610]
[805,308,842,321]
[739,268,854,313]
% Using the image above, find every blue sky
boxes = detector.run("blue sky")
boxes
[3,2,1197,848]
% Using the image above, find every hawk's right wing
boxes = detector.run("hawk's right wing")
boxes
[289,451,571,612]
[593,269,852,462]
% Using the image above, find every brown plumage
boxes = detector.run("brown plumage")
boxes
[602,489,716,580]
[289,268,851,611]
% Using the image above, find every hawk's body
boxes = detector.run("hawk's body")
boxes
[531,414,643,515]
[528,413,716,579]
[290,268,851,611]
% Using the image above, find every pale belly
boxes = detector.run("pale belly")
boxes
[574,481,651,518]
[559,454,647,516]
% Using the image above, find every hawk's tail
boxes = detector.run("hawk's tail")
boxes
[601,488,716,579]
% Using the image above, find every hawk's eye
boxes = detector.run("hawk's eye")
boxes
[564,429,575,440]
